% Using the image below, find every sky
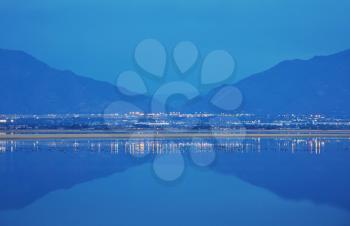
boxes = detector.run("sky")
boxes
[1,0,350,85]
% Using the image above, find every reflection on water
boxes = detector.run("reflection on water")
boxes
[1,137,350,226]
[1,137,348,155]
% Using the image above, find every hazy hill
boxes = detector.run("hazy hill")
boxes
[1,48,349,115]
[0,49,120,114]
[188,49,350,115]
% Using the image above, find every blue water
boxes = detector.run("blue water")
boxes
[0,137,350,226]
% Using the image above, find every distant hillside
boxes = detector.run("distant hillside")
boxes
[188,49,350,115]
[0,49,122,114]
[1,48,349,115]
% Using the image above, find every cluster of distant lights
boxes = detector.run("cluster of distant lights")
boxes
[0,138,347,155]
[1,113,350,128]
[0,112,343,118]
[0,112,336,121]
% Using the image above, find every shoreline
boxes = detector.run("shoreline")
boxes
[1,129,350,140]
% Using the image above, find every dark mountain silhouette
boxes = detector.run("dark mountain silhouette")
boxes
[0,49,155,114]
[0,49,122,114]
[1,48,349,115]
[187,49,350,115]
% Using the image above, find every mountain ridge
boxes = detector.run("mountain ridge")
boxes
[1,48,349,115]
[0,48,121,114]
[186,48,350,115]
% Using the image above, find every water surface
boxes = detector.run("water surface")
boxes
[0,137,350,226]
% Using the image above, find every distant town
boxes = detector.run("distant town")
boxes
[1,112,350,131]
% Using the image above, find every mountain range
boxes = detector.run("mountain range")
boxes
[0,48,349,115]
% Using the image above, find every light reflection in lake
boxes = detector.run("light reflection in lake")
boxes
[0,137,348,155]
[1,137,350,226]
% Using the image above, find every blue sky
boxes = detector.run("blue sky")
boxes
[1,0,350,84]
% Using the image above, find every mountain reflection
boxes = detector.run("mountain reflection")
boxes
[1,137,350,211]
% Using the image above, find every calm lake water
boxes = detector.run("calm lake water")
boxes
[1,137,350,226]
